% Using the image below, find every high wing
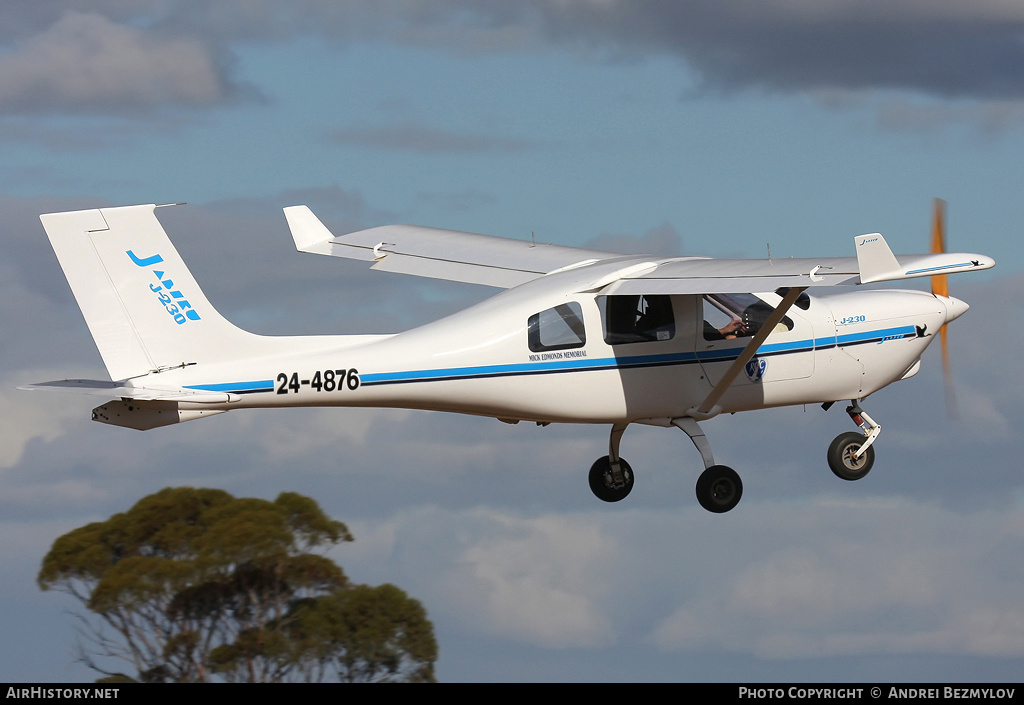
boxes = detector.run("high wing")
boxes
[601,256,858,295]
[285,206,995,293]
[607,232,994,294]
[284,206,621,288]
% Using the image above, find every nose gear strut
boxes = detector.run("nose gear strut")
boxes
[826,401,880,481]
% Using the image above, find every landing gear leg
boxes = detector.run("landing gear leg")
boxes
[589,423,633,502]
[827,402,880,481]
[672,417,743,513]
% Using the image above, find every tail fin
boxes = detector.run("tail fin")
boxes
[40,204,261,381]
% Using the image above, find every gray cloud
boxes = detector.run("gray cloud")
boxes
[519,1,1024,99]
[171,1,1024,100]
[0,11,240,114]
[647,500,1024,658]
[5,1,1024,118]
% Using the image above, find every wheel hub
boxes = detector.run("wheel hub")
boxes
[710,478,736,504]
[842,445,867,470]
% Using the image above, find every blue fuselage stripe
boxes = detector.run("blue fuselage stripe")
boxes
[184,325,918,391]
[359,326,916,387]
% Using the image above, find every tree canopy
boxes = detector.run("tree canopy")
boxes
[38,487,436,682]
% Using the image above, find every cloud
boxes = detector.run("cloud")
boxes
[524,1,1024,100]
[650,499,1024,659]
[450,511,618,647]
[0,11,238,114]
[872,96,1024,135]
[358,507,619,648]
[327,497,1024,666]
[4,2,1023,124]
[246,407,406,464]
[0,371,86,469]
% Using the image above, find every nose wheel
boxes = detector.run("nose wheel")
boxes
[827,432,875,480]
[827,403,880,481]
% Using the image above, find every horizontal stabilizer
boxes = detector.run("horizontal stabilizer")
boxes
[19,380,230,429]
[19,379,239,403]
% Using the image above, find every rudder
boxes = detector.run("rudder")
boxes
[41,204,260,381]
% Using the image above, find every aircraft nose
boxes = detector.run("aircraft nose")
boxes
[937,295,970,324]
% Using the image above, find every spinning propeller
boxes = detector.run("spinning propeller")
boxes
[930,198,959,418]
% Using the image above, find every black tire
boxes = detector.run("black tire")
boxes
[827,432,874,481]
[588,456,634,502]
[695,465,742,513]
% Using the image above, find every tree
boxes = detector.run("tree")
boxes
[287,584,437,683]
[38,487,437,682]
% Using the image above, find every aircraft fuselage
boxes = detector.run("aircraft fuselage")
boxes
[130,260,954,428]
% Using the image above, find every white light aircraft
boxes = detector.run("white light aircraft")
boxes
[23,201,994,512]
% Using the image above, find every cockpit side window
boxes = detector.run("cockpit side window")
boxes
[528,302,586,352]
[599,294,675,345]
[702,293,793,341]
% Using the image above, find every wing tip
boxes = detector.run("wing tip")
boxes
[283,205,334,252]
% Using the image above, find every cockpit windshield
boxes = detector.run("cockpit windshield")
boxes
[702,293,793,341]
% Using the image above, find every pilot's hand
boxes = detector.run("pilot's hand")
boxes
[720,320,744,338]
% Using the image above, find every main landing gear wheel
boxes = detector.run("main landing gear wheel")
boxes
[589,456,634,502]
[827,431,875,481]
[695,465,742,513]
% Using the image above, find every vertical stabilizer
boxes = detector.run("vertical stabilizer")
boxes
[40,204,260,381]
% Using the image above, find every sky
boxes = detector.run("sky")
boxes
[1,1,1022,683]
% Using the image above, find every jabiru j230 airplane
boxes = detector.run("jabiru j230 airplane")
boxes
[22,201,994,513]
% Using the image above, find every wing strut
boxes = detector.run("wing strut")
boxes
[692,286,808,418]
